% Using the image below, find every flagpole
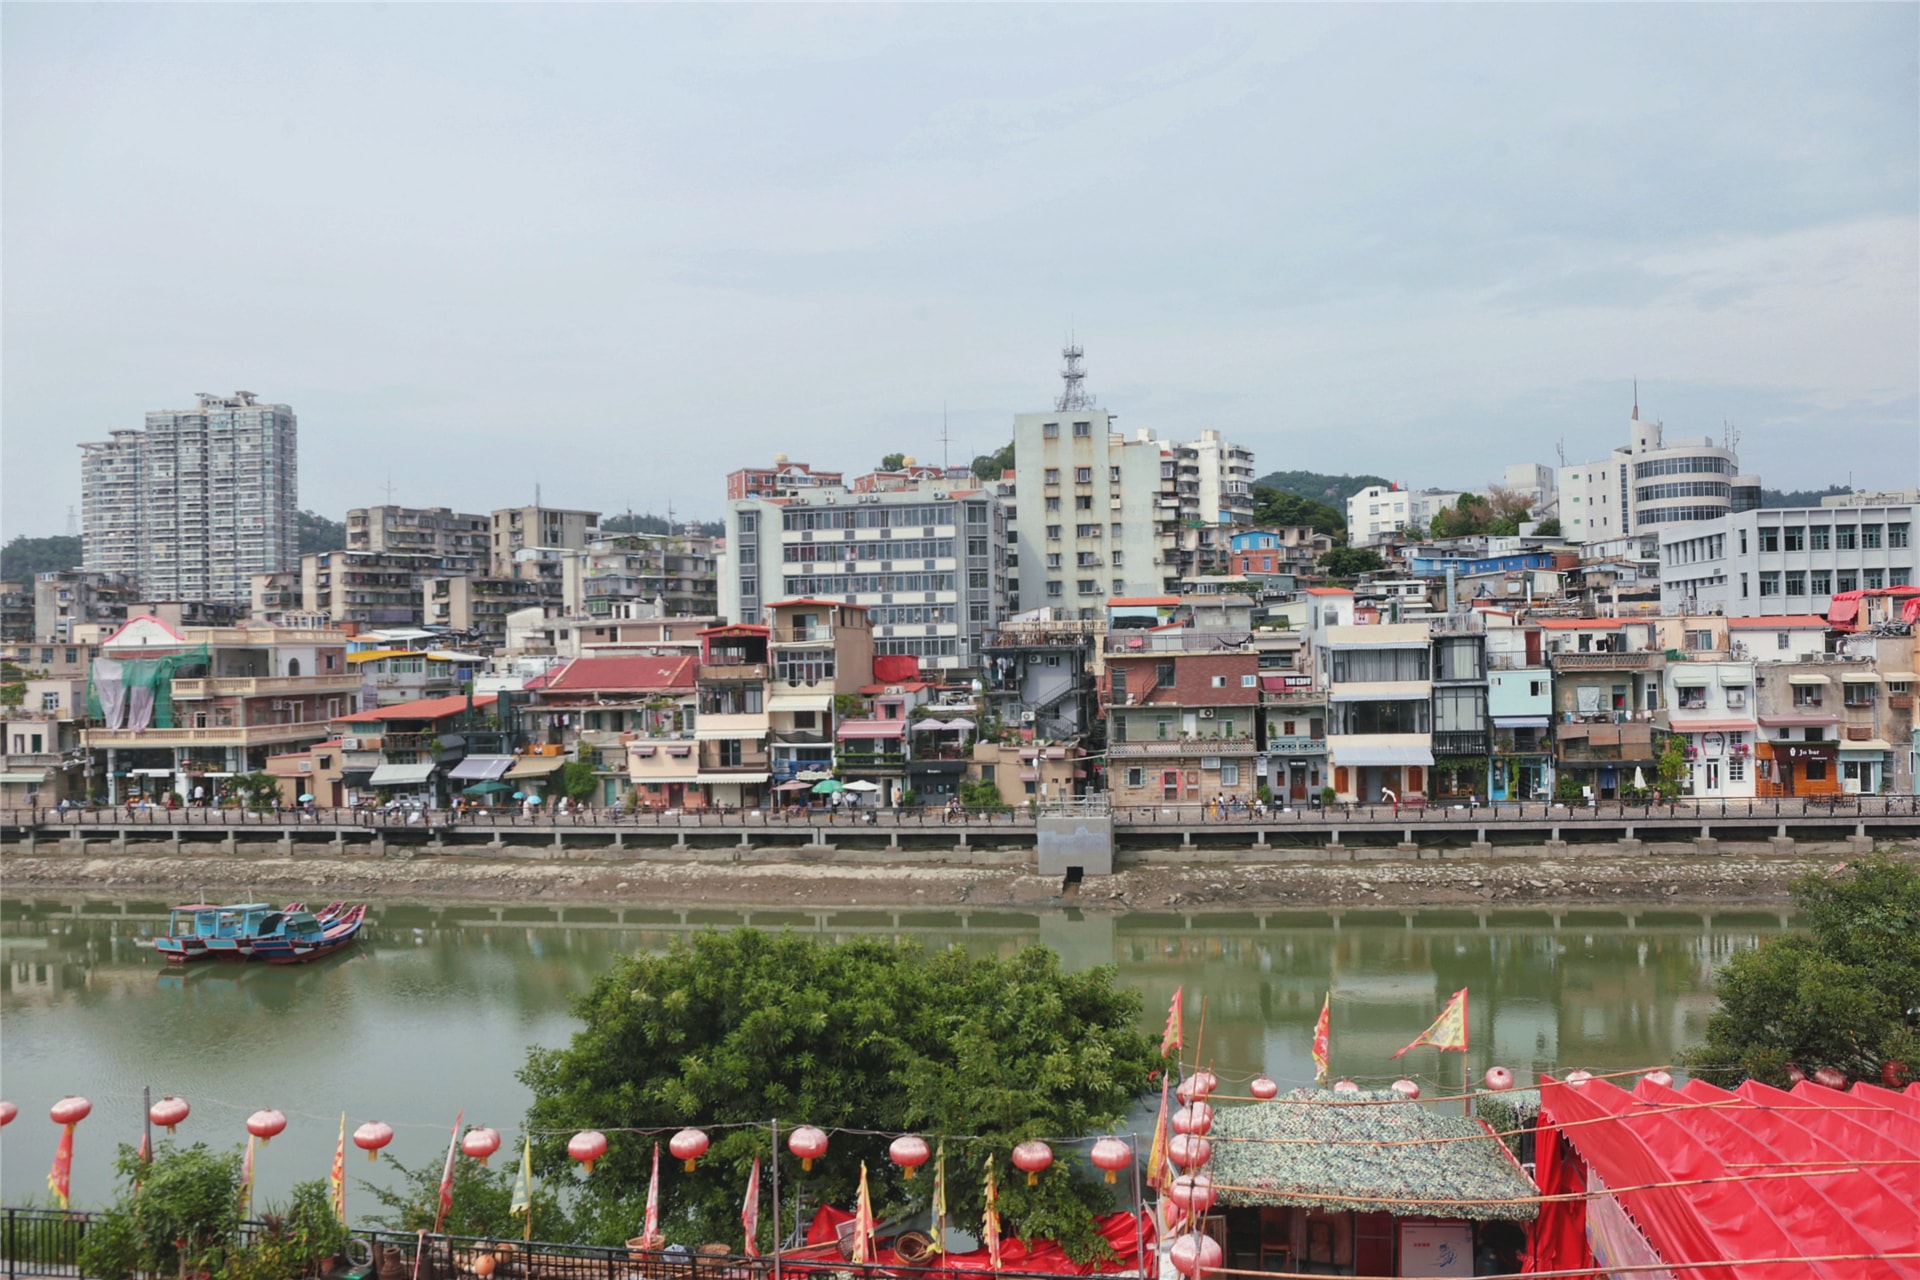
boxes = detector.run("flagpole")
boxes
[769,1120,782,1280]
[1130,1129,1146,1280]
[143,1085,153,1166]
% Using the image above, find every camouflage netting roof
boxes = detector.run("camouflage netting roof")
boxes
[1471,1088,1542,1160]
[1208,1089,1538,1222]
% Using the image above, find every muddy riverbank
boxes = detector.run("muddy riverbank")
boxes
[8,841,1910,911]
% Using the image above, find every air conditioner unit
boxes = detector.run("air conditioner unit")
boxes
[341,737,360,750]
[1199,708,1217,718]
[1020,711,1036,724]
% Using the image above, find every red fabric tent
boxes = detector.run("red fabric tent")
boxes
[795,1205,1152,1276]
[1529,1076,1920,1279]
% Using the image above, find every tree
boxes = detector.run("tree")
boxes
[519,931,1155,1256]
[0,533,82,580]
[1318,547,1383,578]
[362,1147,575,1240]
[880,453,908,471]
[1484,485,1532,522]
[1532,517,1561,537]
[296,511,348,556]
[1428,494,1494,541]
[1653,734,1687,800]
[558,759,599,802]
[1250,486,1345,540]
[1684,858,1920,1087]
[971,442,1016,481]
[960,777,1009,811]
[1251,470,1391,506]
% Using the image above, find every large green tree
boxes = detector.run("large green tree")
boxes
[1685,857,1920,1087]
[520,931,1154,1257]
[0,533,82,580]
[971,442,1016,481]
[1317,546,1383,578]
[1250,486,1345,539]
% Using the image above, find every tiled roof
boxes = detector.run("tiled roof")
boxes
[333,693,497,724]
[1727,615,1830,629]
[539,655,697,692]
[1107,596,1180,607]
[1537,617,1623,629]
[1303,587,1355,596]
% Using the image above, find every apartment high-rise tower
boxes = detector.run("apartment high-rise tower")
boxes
[79,392,299,604]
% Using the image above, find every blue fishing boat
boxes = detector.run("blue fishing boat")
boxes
[151,901,307,962]
[201,903,284,959]
[250,904,367,965]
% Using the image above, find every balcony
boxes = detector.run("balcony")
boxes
[1432,730,1490,757]
[1549,652,1662,670]
[82,721,333,749]
[1553,721,1656,763]
[1109,736,1258,758]
[1107,630,1253,654]
[836,750,906,771]
[774,627,834,645]
[1264,734,1327,754]
[171,673,362,699]
[698,747,772,773]
[697,662,769,683]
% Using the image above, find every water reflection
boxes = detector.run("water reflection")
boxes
[0,899,1781,1210]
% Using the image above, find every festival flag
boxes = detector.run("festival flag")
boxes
[1160,985,1184,1057]
[981,1155,1004,1273]
[927,1141,948,1255]
[434,1110,463,1232]
[239,1135,257,1221]
[740,1156,762,1257]
[48,1122,75,1210]
[1144,1069,1172,1192]
[330,1113,348,1222]
[852,1162,877,1265]
[1394,988,1469,1058]
[1312,994,1332,1086]
[510,1135,534,1217]
[641,1141,662,1248]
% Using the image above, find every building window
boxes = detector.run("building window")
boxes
[1242,674,1257,687]
[1045,496,1061,511]
[738,512,757,534]
[1837,570,1858,592]
[1072,420,1092,437]
[1076,496,1094,510]
[1811,569,1832,596]
[1044,468,1060,485]
[1785,571,1805,596]
[1078,579,1099,595]
[1836,525,1857,549]
[1862,525,1883,549]
[1046,580,1063,597]
[1893,568,1912,587]
[1777,632,1792,649]
[1866,569,1885,589]
[1794,685,1823,708]
[1844,682,1875,708]
[1783,527,1804,551]
[1211,675,1227,688]
[1220,762,1240,786]
[1110,466,1122,483]
[1678,686,1708,710]
[1126,767,1144,788]
[1046,553,1062,569]
[41,691,60,712]
[1075,467,1092,483]
[1684,629,1713,650]
[1758,528,1779,552]
[1728,755,1745,783]
[740,576,757,597]
[1758,572,1780,596]
[1890,523,1910,548]
[1810,525,1830,550]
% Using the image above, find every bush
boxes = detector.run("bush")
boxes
[103,1141,244,1276]
[1319,785,1336,807]
[960,778,1009,811]
[1554,774,1584,803]
[361,1150,570,1241]
[76,1212,140,1280]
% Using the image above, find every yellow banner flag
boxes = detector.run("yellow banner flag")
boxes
[1394,987,1469,1057]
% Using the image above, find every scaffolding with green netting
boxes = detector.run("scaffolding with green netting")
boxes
[86,645,211,730]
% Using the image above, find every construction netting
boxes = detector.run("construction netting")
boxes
[87,645,210,730]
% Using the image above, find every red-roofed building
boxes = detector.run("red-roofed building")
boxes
[687,624,772,810]
[327,693,501,806]
[527,655,699,806]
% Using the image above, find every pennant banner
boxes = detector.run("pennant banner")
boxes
[434,1110,463,1232]
[48,1124,75,1211]
[641,1142,662,1249]
[740,1156,761,1257]
[1160,986,1184,1058]
[239,1135,257,1221]
[1312,994,1332,1086]
[981,1155,1004,1273]
[1394,988,1469,1058]
[928,1141,948,1255]
[1144,1071,1171,1193]
[331,1113,348,1223]
[511,1136,534,1217]
[853,1162,877,1266]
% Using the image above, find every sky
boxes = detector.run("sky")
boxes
[4,3,1916,539]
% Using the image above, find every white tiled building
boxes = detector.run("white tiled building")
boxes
[1659,503,1915,617]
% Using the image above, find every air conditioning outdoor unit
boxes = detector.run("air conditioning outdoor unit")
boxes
[340,737,360,750]
[1199,708,1217,718]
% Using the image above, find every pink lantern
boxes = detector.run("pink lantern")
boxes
[1389,1079,1421,1100]
[1168,1173,1216,1216]
[1174,1071,1219,1103]
[1011,1140,1053,1187]
[1169,1232,1223,1278]
[149,1096,190,1133]
[1089,1137,1131,1184]
[1565,1070,1593,1088]
[1483,1067,1514,1092]
[0,1101,15,1128]
[49,1097,92,1127]
[1171,1103,1214,1137]
[888,1135,930,1180]
[568,1130,609,1174]
[1248,1077,1279,1100]
[1168,1133,1211,1170]
[670,1128,710,1172]
[246,1109,287,1146]
[1812,1066,1847,1090]
[788,1125,828,1172]
[462,1127,502,1167]
[354,1121,394,1163]
[1331,1078,1360,1094]
[1641,1070,1674,1089]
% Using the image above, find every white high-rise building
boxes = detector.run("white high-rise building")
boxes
[1177,429,1258,525]
[79,392,299,604]
[1557,398,1761,545]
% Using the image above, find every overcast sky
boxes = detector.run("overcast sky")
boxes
[4,3,1916,539]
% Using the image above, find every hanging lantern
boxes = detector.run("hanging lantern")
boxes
[1168,1134,1211,1171]
[1785,1063,1807,1086]
[1331,1078,1360,1094]
[462,1128,503,1167]
[568,1130,609,1175]
[1174,1071,1218,1104]
[1011,1141,1053,1187]
[1883,1060,1908,1088]
[1089,1137,1131,1184]
[1812,1066,1846,1090]
[1483,1067,1514,1092]
[354,1122,394,1163]
[669,1128,710,1172]
[0,1101,15,1127]
[1168,1173,1216,1216]
[1171,1103,1214,1137]
[246,1109,288,1146]
[1641,1070,1673,1089]
[50,1097,92,1127]
[787,1125,828,1172]
[149,1096,190,1133]
[1248,1077,1279,1100]
[888,1135,930,1180]
[1169,1232,1223,1278]
[1564,1070,1593,1089]
[1389,1079,1421,1100]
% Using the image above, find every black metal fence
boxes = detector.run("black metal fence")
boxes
[2,1208,87,1280]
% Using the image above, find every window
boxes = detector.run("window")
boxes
[1894,568,1912,587]
[1046,553,1062,569]
[1157,661,1175,686]
[1890,523,1910,548]
[1785,571,1805,596]
[1045,496,1061,511]
[1866,569,1885,589]
[1845,682,1875,708]
[1783,527,1804,551]
[1836,525,1857,549]
[1330,649,1430,682]
[1838,570,1858,592]
[1728,755,1745,783]
[1758,528,1779,552]
[1126,767,1144,788]
[1740,573,1749,598]
[1078,579,1099,595]
[1811,569,1833,596]
[1042,422,1059,439]
[1888,680,1912,695]
[1110,466,1122,483]
[1111,550,1124,567]
[64,648,77,664]
[1046,525,1061,541]
[1242,674,1257,687]
[1077,524,1099,537]
[1810,525,1830,550]
[1794,685,1823,708]
[1044,468,1060,485]
[738,511,757,535]
[1684,629,1713,650]
[1758,572,1781,596]
[740,575,757,597]
[1073,420,1091,437]
[1777,632,1792,650]
[1211,675,1227,688]
[1076,496,1093,510]
[1046,580,1063,597]
[1862,525,1883,549]
[1806,758,1828,782]
[1075,467,1092,483]
[1220,762,1240,787]
[41,691,60,712]
[1111,522,1124,538]
[1678,687,1708,710]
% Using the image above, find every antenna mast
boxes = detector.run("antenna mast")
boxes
[1055,339,1095,412]
[940,402,953,472]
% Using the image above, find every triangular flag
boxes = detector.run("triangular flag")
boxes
[1312,994,1332,1086]
[928,1141,947,1255]
[1144,1070,1172,1192]
[434,1110,463,1232]
[982,1155,1004,1273]
[1160,986,1184,1057]
[510,1135,534,1216]
[641,1141,662,1248]
[853,1162,877,1265]
[331,1113,348,1222]
[48,1122,76,1211]
[1394,988,1469,1058]
[741,1156,762,1257]
[239,1134,256,1221]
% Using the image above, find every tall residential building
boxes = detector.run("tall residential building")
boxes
[1176,430,1258,524]
[727,458,845,501]
[1556,400,1762,545]
[1346,486,1465,545]
[78,392,299,603]
[348,505,490,571]
[489,505,599,575]
[1658,503,1915,617]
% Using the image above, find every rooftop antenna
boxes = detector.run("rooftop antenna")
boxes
[940,402,953,471]
[381,471,396,505]
[1056,336,1095,412]
[1632,377,1639,421]
[1722,419,1740,457]
[1555,437,1566,468]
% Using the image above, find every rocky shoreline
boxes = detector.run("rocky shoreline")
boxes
[8,842,1908,912]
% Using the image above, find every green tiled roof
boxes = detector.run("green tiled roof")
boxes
[1208,1088,1538,1222]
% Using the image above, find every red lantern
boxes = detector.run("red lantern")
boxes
[1169,1233,1222,1278]
[1011,1141,1053,1187]
[1168,1173,1216,1216]
[246,1109,287,1146]
[1171,1103,1214,1137]
[1786,1063,1807,1086]
[1565,1070,1593,1088]
[888,1135,930,1180]
[1248,1077,1278,1100]
[1331,1079,1360,1094]
[568,1130,609,1175]
[50,1097,92,1127]
[1883,1060,1908,1088]
[1390,1079,1421,1100]
[1168,1134,1211,1171]
[1812,1066,1846,1090]
[150,1096,190,1133]
[1174,1071,1218,1104]
[0,1101,15,1128]
[787,1125,828,1172]
[670,1128,710,1172]
[1641,1070,1673,1089]
[354,1121,394,1163]
[1483,1067,1514,1092]
[1089,1137,1131,1184]
[462,1127,502,1167]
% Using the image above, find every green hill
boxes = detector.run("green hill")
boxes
[1253,469,1392,506]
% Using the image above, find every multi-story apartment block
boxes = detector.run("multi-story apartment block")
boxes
[693,624,773,810]
[1320,622,1434,802]
[722,481,1005,675]
[579,533,719,618]
[423,575,564,649]
[727,457,845,501]
[1105,635,1262,807]
[1485,619,1553,801]
[347,506,490,571]
[1345,486,1464,547]
[1662,656,1759,800]
[489,505,599,576]
[979,612,1102,743]
[1543,617,1667,800]
[302,550,446,628]
[1229,527,1332,582]
[1429,620,1492,800]
[763,598,873,784]
[32,570,140,643]
[1558,405,1761,546]
[1174,430,1257,525]
[1658,503,1915,617]
[0,582,32,643]
[79,392,299,603]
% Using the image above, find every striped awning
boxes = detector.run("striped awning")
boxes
[448,754,514,781]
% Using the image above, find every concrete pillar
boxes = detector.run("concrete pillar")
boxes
[221,829,238,853]
[612,831,624,850]
[887,831,899,849]
[813,829,828,845]
[1693,836,1721,856]
[1470,826,1493,855]
[171,828,184,853]
[113,828,128,853]
[1769,835,1796,855]
[553,829,566,850]
[740,830,753,848]
[278,832,295,855]
[1182,829,1194,847]
[369,834,387,857]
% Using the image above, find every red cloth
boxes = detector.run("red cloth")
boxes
[1522,1106,1592,1278]
[799,1206,1152,1275]
[872,655,921,683]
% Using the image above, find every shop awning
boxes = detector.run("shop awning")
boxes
[1492,716,1551,728]
[1884,671,1918,682]
[1840,671,1881,683]
[1668,719,1754,733]
[368,762,436,787]
[1758,713,1838,726]
[447,754,514,781]
[697,773,771,785]
[1788,673,1832,686]
[1330,689,1429,702]
[340,769,374,787]
[1839,740,1893,753]
[837,721,907,739]
[1669,668,1712,686]
[0,772,49,784]
[695,727,768,741]
[1332,745,1435,767]
[505,756,567,778]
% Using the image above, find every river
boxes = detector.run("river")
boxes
[0,898,1786,1211]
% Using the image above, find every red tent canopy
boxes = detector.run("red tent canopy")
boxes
[794,1205,1153,1276]
[1529,1076,1920,1279]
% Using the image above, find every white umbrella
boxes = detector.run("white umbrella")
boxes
[943,717,977,731]
[841,780,882,792]
[912,719,950,732]
[1632,766,1647,791]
